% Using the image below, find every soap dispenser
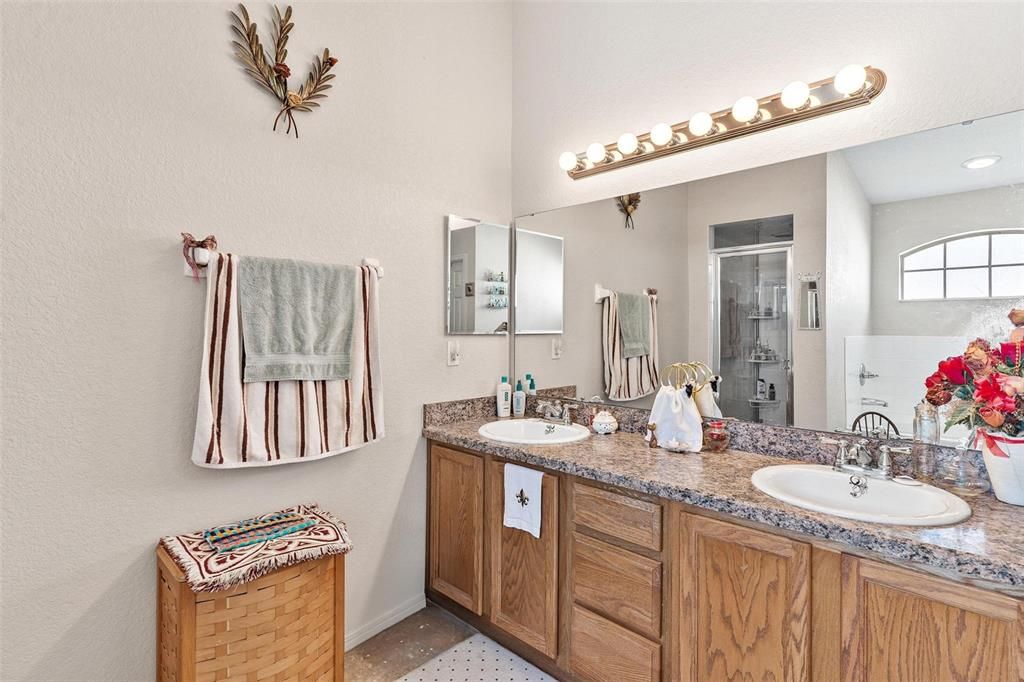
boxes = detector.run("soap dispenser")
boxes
[512,380,526,417]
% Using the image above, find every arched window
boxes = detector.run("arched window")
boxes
[900,229,1024,300]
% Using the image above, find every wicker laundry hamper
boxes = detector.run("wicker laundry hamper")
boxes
[156,505,350,682]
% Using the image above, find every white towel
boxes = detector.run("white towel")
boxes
[191,253,384,468]
[647,384,703,452]
[694,376,723,419]
[602,292,659,402]
[503,464,544,539]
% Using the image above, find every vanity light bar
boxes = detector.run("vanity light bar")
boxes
[559,65,886,180]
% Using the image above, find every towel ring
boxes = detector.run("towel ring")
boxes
[664,361,714,392]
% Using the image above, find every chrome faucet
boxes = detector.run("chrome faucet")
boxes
[535,399,577,425]
[819,436,911,480]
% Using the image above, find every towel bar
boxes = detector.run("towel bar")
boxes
[183,246,384,280]
[594,283,657,303]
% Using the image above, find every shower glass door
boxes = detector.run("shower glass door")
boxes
[712,245,793,426]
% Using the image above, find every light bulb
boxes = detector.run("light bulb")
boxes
[834,64,867,95]
[780,81,810,110]
[617,132,639,155]
[688,111,714,137]
[731,96,760,123]
[558,151,580,171]
[586,143,609,164]
[650,123,674,146]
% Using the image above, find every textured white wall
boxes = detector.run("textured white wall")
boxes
[510,2,1024,216]
[825,151,873,430]
[0,3,511,680]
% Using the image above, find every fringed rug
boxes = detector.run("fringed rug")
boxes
[160,503,351,592]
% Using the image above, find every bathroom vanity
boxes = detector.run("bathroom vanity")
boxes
[424,414,1024,682]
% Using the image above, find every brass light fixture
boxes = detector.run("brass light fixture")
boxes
[558,64,886,180]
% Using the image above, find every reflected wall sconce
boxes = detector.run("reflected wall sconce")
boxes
[558,64,886,180]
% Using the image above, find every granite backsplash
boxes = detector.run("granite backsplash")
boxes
[423,391,989,486]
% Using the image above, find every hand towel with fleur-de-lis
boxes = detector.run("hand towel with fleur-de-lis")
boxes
[503,463,544,539]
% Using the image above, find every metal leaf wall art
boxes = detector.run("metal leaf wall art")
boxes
[230,4,337,138]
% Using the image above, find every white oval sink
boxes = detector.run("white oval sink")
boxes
[751,464,971,526]
[478,419,590,445]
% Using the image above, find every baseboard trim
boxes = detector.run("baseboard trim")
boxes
[345,593,427,650]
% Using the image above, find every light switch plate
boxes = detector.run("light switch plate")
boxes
[551,338,563,360]
[447,340,462,366]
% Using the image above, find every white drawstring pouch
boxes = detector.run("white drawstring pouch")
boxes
[693,376,723,419]
[646,384,703,453]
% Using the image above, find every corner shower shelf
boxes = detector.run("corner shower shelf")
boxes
[748,399,781,406]
[747,314,780,320]
[747,359,781,364]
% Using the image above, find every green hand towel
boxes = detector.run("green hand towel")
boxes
[238,257,356,383]
[617,292,650,358]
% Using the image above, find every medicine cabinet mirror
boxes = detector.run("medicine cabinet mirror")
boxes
[445,215,510,335]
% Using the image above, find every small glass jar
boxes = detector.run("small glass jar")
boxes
[704,420,730,453]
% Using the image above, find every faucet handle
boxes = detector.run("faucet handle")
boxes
[876,444,912,478]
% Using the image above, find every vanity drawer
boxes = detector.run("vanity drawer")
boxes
[572,532,661,639]
[570,604,661,682]
[572,482,662,551]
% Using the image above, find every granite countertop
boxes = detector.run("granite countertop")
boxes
[424,418,1024,593]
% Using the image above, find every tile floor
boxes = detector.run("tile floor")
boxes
[345,605,556,681]
[396,634,555,682]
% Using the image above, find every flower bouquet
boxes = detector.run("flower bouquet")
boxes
[925,309,1024,504]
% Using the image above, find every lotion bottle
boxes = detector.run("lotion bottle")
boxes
[496,376,512,417]
[512,380,526,417]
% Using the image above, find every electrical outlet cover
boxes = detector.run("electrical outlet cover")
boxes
[447,340,461,366]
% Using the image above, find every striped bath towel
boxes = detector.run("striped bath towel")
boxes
[602,291,659,402]
[192,254,384,468]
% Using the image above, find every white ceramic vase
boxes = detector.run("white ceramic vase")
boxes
[976,430,1024,506]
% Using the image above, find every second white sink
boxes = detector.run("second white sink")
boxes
[751,464,971,526]
[478,419,590,445]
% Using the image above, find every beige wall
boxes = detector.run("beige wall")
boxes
[0,3,511,680]
[870,185,1024,338]
[825,151,873,430]
[686,156,828,429]
[515,184,689,405]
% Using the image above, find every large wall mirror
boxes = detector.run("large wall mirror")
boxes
[512,109,1024,444]
[446,215,510,335]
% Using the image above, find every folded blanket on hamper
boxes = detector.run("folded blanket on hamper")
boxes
[602,291,659,401]
[237,256,356,383]
[192,253,384,468]
[160,503,351,592]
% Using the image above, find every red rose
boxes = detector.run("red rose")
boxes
[925,370,946,390]
[974,375,1018,413]
[1001,341,1023,368]
[938,356,968,385]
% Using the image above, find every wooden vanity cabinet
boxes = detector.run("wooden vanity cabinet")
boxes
[676,512,812,682]
[487,459,560,658]
[426,440,1024,682]
[428,446,484,614]
[841,555,1024,682]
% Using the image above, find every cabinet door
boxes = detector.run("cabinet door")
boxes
[677,513,811,682]
[487,460,559,658]
[841,556,1024,681]
[429,446,484,614]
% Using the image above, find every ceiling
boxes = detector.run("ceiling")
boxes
[842,109,1024,204]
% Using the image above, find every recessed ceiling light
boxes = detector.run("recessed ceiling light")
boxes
[961,155,1001,170]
